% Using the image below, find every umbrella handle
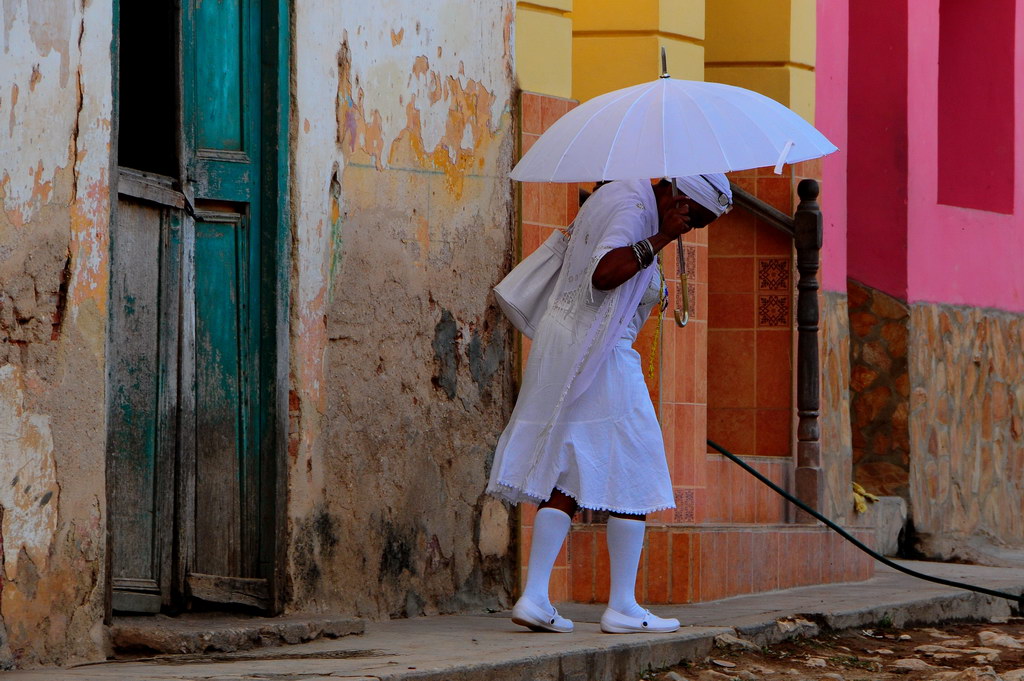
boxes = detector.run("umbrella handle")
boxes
[671,261,688,325]
[669,179,690,327]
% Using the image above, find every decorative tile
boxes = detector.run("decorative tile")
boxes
[687,281,698,319]
[758,295,789,327]
[684,245,697,275]
[674,488,696,523]
[758,258,789,291]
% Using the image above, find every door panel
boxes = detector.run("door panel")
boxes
[193,210,251,578]
[196,0,244,151]
[184,0,266,600]
[108,179,182,612]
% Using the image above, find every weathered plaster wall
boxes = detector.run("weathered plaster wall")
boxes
[908,303,1024,563]
[0,0,112,668]
[288,1,517,618]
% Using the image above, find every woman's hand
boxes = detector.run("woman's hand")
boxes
[656,192,692,239]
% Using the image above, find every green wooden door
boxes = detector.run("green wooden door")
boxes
[109,0,284,614]
[182,0,268,602]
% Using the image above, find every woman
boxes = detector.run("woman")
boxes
[487,174,733,634]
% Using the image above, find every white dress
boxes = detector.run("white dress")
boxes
[489,274,675,514]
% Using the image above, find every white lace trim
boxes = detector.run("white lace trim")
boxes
[489,479,676,516]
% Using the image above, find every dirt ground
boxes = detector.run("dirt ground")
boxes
[651,619,1024,681]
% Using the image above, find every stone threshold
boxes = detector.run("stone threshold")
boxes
[110,613,365,657]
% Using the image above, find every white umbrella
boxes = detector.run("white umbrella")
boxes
[510,64,837,328]
[510,76,837,182]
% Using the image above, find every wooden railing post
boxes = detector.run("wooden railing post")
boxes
[793,179,823,522]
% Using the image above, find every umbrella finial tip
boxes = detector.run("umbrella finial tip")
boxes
[660,46,669,78]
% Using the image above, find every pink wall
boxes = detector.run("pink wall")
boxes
[845,1,910,300]
[906,0,1024,311]
[815,0,849,294]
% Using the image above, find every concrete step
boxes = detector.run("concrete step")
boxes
[110,613,364,657]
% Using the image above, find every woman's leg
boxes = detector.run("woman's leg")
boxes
[511,489,576,632]
[602,511,679,632]
[522,489,577,609]
[606,512,647,618]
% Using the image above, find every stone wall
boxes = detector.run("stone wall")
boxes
[848,279,910,499]
[820,289,853,524]
[0,0,113,668]
[908,303,1024,562]
[286,1,518,618]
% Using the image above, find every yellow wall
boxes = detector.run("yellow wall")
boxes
[704,0,816,122]
[516,2,574,98]
[514,0,817,118]
[571,0,705,102]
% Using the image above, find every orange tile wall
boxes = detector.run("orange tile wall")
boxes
[707,167,797,460]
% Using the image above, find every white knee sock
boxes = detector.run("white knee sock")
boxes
[606,515,647,618]
[522,507,571,610]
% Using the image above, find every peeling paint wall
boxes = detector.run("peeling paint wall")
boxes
[0,0,112,668]
[288,1,517,617]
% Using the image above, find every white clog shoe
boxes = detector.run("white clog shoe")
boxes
[600,607,680,633]
[511,596,574,633]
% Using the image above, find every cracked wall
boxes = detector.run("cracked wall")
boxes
[0,0,112,668]
[288,0,517,618]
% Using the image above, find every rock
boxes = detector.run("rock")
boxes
[715,633,762,652]
[822,674,845,681]
[848,496,907,557]
[803,657,827,668]
[735,671,759,681]
[916,644,965,654]
[711,659,737,668]
[697,671,734,681]
[969,647,1002,663]
[1003,669,1024,681]
[933,653,965,661]
[931,666,1002,681]
[978,630,1024,649]
[898,634,913,641]
[776,618,818,638]
[891,658,939,671]
[926,628,961,640]
[874,648,894,655]
[665,672,689,681]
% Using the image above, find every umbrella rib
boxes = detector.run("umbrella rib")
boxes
[550,85,646,180]
[600,84,654,180]
[677,85,738,170]
[716,89,790,165]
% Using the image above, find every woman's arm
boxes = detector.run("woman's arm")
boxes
[591,194,692,291]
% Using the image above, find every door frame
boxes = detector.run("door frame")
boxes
[105,0,292,618]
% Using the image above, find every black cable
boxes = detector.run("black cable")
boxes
[706,438,1024,610]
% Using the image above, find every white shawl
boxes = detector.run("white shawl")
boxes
[488,179,659,500]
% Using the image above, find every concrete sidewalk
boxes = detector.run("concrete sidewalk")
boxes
[9,561,1023,681]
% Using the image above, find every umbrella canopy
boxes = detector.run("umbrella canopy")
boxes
[510,77,837,182]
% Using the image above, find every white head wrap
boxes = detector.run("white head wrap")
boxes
[673,174,733,217]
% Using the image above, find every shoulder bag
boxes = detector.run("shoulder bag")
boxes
[493,226,570,339]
